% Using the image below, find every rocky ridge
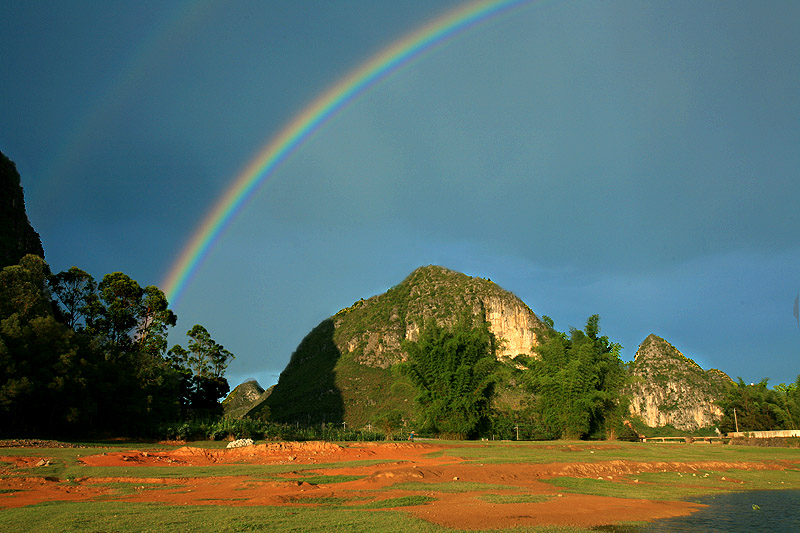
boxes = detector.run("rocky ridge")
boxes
[0,151,44,268]
[627,334,732,431]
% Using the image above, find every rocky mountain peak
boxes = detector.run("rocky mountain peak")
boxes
[332,265,547,367]
[634,334,702,370]
[627,334,732,431]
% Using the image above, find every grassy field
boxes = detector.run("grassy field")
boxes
[0,439,798,532]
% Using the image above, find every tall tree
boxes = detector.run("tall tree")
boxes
[0,256,94,435]
[136,285,177,356]
[717,378,800,433]
[401,317,497,438]
[169,325,234,416]
[97,272,143,350]
[184,324,234,378]
[0,254,51,322]
[49,267,96,329]
[524,315,628,440]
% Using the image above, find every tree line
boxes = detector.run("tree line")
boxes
[0,254,233,437]
[397,313,632,440]
[717,377,800,434]
[398,313,800,441]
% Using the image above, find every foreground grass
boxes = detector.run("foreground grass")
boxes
[0,501,595,533]
[2,439,799,532]
[0,501,447,533]
[441,439,800,465]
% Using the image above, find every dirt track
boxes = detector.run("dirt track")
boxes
[1,441,794,530]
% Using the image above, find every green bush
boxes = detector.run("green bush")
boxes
[158,417,385,442]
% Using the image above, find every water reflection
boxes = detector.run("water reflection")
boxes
[596,490,800,532]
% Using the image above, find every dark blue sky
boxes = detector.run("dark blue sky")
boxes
[2,1,799,388]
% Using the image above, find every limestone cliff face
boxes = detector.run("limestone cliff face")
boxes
[333,265,546,368]
[627,334,732,431]
[1,151,44,268]
[482,295,541,360]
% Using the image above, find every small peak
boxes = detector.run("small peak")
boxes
[233,379,264,393]
[634,334,663,360]
[410,265,454,275]
[634,334,703,371]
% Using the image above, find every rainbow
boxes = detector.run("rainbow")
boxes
[163,0,534,304]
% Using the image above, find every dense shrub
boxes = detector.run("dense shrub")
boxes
[159,417,386,442]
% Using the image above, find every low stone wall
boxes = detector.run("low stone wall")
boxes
[727,430,800,438]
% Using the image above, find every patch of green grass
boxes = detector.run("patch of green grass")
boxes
[477,493,553,504]
[384,481,521,493]
[633,467,800,494]
[545,467,800,501]
[0,501,454,532]
[284,474,365,485]
[350,495,435,509]
[423,449,446,458]
[431,439,800,466]
[543,477,717,500]
[5,458,389,483]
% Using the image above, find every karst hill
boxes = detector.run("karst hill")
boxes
[223,380,271,419]
[244,267,735,433]
[626,334,733,431]
[248,265,550,426]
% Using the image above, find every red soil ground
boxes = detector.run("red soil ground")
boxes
[1,441,793,530]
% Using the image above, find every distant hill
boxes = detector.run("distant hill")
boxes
[627,334,733,431]
[248,265,549,426]
[0,151,44,268]
[222,380,271,419]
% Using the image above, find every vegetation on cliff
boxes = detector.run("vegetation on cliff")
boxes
[515,315,630,440]
[400,317,498,438]
[223,379,270,419]
[252,266,550,431]
[253,267,535,428]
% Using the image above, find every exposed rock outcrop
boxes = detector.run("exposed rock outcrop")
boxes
[627,334,732,431]
[334,266,547,368]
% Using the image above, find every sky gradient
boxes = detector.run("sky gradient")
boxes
[2,0,799,389]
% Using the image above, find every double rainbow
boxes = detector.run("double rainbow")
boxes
[162,0,533,304]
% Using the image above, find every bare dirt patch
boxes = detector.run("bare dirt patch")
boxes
[1,441,794,530]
